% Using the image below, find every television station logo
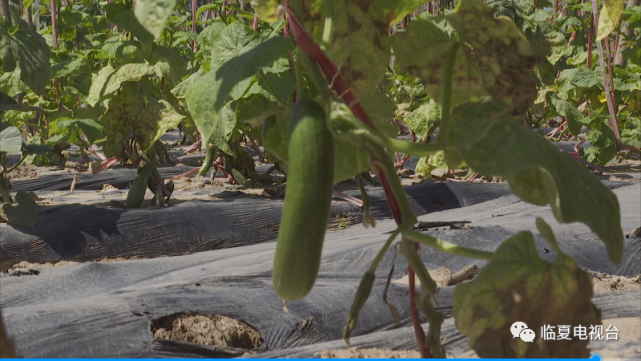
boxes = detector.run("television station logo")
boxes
[510,321,621,343]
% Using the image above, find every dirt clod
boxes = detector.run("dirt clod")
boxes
[592,273,641,293]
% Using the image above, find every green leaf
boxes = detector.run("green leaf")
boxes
[196,21,226,55]
[186,36,293,145]
[261,111,289,162]
[0,191,38,228]
[51,57,88,78]
[211,21,262,66]
[86,63,155,107]
[56,118,104,143]
[105,1,154,45]
[101,40,141,62]
[403,99,441,139]
[548,93,585,135]
[150,44,187,85]
[0,124,22,154]
[0,13,51,94]
[445,97,623,264]
[86,64,116,107]
[597,0,625,41]
[453,231,601,357]
[329,103,372,183]
[133,0,177,39]
[0,69,29,96]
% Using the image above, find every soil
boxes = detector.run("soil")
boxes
[316,347,421,358]
[592,273,641,293]
[151,312,263,352]
[3,166,38,181]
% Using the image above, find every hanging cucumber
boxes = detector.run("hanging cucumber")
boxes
[272,99,335,302]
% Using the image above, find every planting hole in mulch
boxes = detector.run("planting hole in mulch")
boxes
[151,312,263,351]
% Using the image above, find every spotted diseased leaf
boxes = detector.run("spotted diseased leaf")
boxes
[444,0,539,116]
[393,20,485,108]
[453,230,601,357]
[597,0,626,41]
[102,85,184,158]
[0,13,51,95]
[403,99,441,139]
[133,0,177,40]
[445,97,623,264]
[249,0,286,24]
[395,0,538,116]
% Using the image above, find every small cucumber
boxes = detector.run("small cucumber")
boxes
[273,99,334,302]
[126,161,153,208]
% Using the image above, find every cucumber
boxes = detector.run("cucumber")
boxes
[126,161,153,208]
[273,99,334,302]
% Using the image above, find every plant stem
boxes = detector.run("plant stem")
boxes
[441,42,460,130]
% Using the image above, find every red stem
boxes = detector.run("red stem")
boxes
[604,37,617,113]
[192,0,197,52]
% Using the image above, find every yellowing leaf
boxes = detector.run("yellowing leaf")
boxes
[597,0,626,41]
[133,0,177,39]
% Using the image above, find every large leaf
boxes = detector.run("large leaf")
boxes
[105,0,154,45]
[453,229,600,357]
[150,44,187,85]
[597,0,625,41]
[0,13,51,94]
[55,118,105,143]
[393,20,485,108]
[548,93,585,136]
[185,36,294,146]
[133,0,177,39]
[444,97,623,264]
[86,63,155,107]
[211,21,262,66]
[403,99,441,139]
[394,0,538,116]
[0,124,22,154]
[51,57,89,78]
[102,87,184,156]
